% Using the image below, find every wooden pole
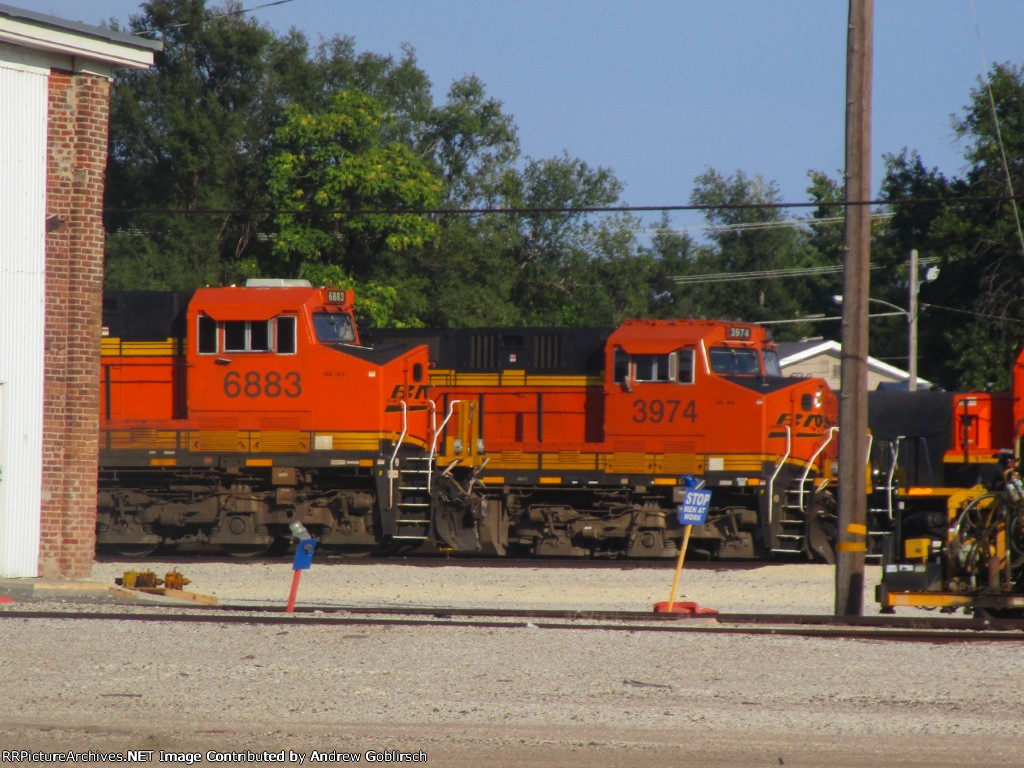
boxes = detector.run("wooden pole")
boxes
[836,0,873,615]
[665,525,693,612]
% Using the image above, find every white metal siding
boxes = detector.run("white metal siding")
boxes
[0,62,47,578]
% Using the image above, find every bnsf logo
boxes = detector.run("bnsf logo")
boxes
[390,384,431,399]
[774,413,826,428]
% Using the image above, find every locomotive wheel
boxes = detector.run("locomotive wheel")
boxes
[222,543,272,558]
[101,543,159,558]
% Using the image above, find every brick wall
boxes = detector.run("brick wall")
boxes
[40,70,109,578]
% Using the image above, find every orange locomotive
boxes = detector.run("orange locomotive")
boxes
[98,281,840,560]
[373,319,840,559]
[98,280,482,556]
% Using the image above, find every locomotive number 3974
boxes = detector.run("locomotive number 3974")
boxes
[223,370,302,398]
[631,398,697,424]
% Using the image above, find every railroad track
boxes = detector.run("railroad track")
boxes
[4,603,1023,641]
[93,553,772,570]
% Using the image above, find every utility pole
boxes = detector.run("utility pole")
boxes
[908,248,918,392]
[835,0,873,616]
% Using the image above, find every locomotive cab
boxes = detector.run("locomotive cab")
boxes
[97,280,489,557]
[602,320,838,560]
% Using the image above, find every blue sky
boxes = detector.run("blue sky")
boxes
[17,0,1024,235]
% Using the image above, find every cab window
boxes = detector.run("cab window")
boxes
[277,316,297,354]
[197,316,217,354]
[676,349,695,384]
[709,347,760,375]
[224,320,271,352]
[634,354,672,382]
[313,312,355,343]
[614,348,695,385]
[613,347,630,384]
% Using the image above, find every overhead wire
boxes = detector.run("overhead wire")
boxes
[136,0,295,36]
[102,193,1022,218]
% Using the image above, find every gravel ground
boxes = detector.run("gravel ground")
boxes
[1,560,1021,767]
[94,559,882,613]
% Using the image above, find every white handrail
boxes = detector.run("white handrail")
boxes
[884,437,900,521]
[798,426,839,513]
[430,400,462,460]
[428,399,464,494]
[387,400,408,509]
[767,426,791,525]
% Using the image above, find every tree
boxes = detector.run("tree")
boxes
[266,89,441,282]
[104,0,444,291]
[105,0,303,288]
[499,154,650,326]
[683,169,831,338]
[880,63,1024,390]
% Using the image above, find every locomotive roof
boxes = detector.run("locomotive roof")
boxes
[191,285,340,321]
[609,319,766,351]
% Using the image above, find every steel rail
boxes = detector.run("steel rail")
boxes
[3,605,1023,641]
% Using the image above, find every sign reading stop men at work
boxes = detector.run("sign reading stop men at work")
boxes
[678,489,712,525]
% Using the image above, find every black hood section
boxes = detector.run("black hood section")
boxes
[720,374,814,394]
[328,343,413,365]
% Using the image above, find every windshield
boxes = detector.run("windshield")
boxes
[709,347,760,375]
[762,349,782,377]
[313,312,355,343]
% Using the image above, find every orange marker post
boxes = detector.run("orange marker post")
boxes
[286,523,317,613]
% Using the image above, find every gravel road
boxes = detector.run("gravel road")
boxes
[1,560,1020,767]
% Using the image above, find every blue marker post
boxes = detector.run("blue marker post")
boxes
[654,475,717,614]
[286,522,317,613]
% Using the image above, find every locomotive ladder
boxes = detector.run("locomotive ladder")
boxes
[387,402,433,541]
[770,427,837,557]
[392,454,434,541]
[866,437,900,559]
[772,478,813,555]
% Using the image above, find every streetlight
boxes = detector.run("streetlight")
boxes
[832,294,916,390]
[832,250,939,392]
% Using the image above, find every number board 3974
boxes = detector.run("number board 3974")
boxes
[727,326,752,340]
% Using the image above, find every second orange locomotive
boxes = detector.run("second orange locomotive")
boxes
[98,281,839,559]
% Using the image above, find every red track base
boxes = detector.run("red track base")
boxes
[652,601,718,614]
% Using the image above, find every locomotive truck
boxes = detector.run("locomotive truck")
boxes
[98,281,840,560]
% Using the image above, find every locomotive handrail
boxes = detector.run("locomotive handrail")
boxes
[797,426,839,513]
[430,400,463,459]
[767,426,791,524]
[387,400,409,509]
[428,399,464,494]
[883,437,900,521]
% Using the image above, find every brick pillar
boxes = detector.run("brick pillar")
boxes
[41,70,109,579]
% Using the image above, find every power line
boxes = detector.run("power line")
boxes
[646,211,894,237]
[669,256,940,286]
[103,193,1024,218]
[137,0,296,35]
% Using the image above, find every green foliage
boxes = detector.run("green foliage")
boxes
[681,169,834,339]
[299,263,407,330]
[104,0,1024,394]
[879,62,1024,390]
[266,90,441,280]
